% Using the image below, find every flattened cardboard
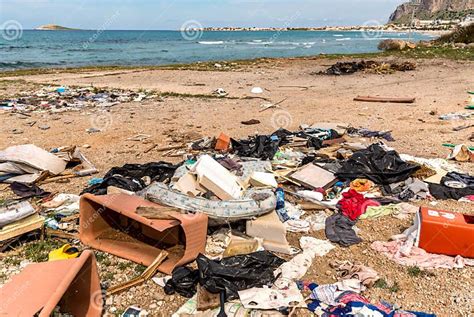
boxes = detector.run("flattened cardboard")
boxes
[0,250,102,317]
[246,211,292,254]
[290,164,335,189]
[79,193,208,274]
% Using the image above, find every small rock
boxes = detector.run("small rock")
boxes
[39,125,50,130]
[149,303,157,309]
[83,144,91,148]
[454,43,466,49]
[86,127,101,133]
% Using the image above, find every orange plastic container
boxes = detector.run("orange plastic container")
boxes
[418,207,474,258]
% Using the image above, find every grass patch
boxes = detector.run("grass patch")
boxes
[374,278,388,289]
[389,281,400,293]
[134,264,147,275]
[23,239,62,262]
[407,266,436,278]
[104,271,115,281]
[374,278,400,293]
[94,251,112,266]
[117,261,133,270]
[2,256,21,266]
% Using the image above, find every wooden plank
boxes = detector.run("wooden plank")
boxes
[354,96,416,103]
[0,214,44,242]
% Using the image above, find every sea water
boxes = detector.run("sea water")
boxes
[0,30,434,70]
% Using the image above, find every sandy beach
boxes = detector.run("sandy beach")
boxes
[1,54,473,316]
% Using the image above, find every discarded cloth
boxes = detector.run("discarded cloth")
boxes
[309,280,366,306]
[337,189,380,220]
[384,177,429,201]
[330,260,379,287]
[10,182,50,199]
[360,203,418,220]
[325,213,362,247]
[336,144,419,185]
[307,289,436,317]
[349,179,375,192]
[41,193,80,216]
[196,251,285,300]
[238,284,303,310]
[372,238,474,269]
[274,237,335,289]
[81,161,179,195]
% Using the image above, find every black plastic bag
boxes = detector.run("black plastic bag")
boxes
[196,251,285,300]
[164,266,199,298]
[336,144,419,185]
[428,183,474,200]
[231,135,281,160]
[81,161,180,195]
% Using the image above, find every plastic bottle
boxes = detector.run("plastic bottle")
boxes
[275,185,290,222]
[275,186,285,210]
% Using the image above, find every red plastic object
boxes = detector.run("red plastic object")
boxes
[215,132,230,151]
[80,193,208,274]
[0,250,102,317]
[418,207,474,258]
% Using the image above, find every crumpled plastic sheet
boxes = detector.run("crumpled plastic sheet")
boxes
[81,161,180,195]
[197,251,285,301]
[336,144,420,185]
[164,266,199,298]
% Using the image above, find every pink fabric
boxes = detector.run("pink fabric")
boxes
[371,240,474,269]
[338,189,380,220]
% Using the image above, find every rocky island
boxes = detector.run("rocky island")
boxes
[35,24,77,30]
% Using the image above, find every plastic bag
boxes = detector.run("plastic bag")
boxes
[197,251,285,300]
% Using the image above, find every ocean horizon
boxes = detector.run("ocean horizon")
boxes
[0,30,434,70]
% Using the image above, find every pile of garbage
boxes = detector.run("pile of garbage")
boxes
[1,122,473,316]
[0,86,157,113]
[317,60,416,75]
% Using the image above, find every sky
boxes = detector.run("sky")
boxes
[0,0,408,30]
